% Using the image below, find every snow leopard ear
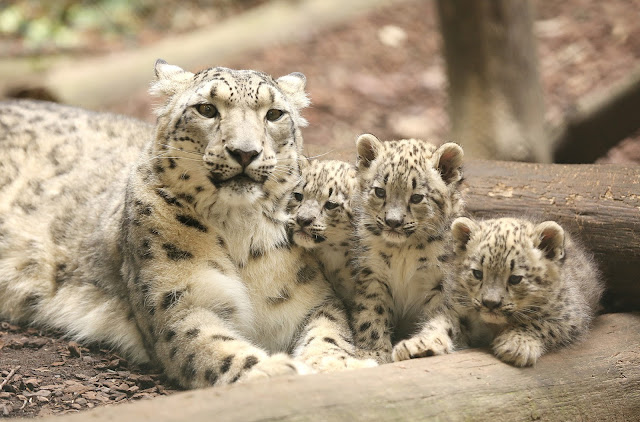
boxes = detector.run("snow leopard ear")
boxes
[534,221,565,261]
[356,134,382,170]
[149,59,194,97]
[298,155,311,172]
[434,142,464,185]
[451,217,479,251]
[276,72,310,110]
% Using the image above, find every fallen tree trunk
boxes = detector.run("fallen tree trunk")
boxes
[553,66,640,164]
[462,160,640,312]
[40,312,640,422]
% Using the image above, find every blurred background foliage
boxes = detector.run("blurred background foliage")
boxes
[0,0,638,163]
[0,0,266,55]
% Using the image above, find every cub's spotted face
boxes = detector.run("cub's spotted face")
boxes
[288,159,357,249]
[151,60,309,210]
[355,134,463,246]
[449,217,567,325]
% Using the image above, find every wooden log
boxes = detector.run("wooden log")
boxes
[39,312,640,422]
[462,160,640,312]
[553,66,640,164]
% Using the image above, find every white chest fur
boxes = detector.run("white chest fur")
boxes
[371,239,445,325]
[239,249,330,352]
[216,207,329,353]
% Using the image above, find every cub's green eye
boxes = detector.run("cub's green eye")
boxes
[409,194,424,204]
[324,201,339,210]
[508,275,523,285]
[266,109,284,121]
[472,269,483,280]
[293,192,303,201]
[374,187,386,198]
[195,104,218,118]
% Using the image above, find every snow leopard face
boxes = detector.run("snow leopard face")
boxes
[355,134,464,246]
[288,159,357,249]
[150,60,310,213]
[448,217,568,325]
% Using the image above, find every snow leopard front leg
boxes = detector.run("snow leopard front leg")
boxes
[124,257,312,389]
[121,198,311,388]
[292,278,378,371]
[350,271,395,364]
[392,310,460,361]
[492,325,546,367]
[323,260,358,310]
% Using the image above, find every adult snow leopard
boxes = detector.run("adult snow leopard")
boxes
[0,60,374,389]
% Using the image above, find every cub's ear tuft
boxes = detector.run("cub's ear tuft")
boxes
[356,134,382,170]
[149,59,194,97]
[451,217,479,251]
[434,143,464,185]
[276,72,310,110]
[534,221,565,261]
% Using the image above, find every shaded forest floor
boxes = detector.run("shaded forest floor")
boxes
[2,0,640,417]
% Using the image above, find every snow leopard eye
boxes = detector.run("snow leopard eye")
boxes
[472,269,483,280]
[293,192,303,201]
[374,187,386,198]
[324,201,339,210]
[266,109,284,121]
[195,104,218,118]
[508,275,523,285]
[409,194,424,204]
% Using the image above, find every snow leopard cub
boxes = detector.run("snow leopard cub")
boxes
[288,159,359,307]
[394,217,604,366]
[351,134,464,363]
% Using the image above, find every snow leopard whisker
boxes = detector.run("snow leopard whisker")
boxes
[159,144,201,156]
[510,311,533,324]
[144,154,202,164]
[272,168,302,182]
[304,150,336,160]
[270,166,299,177]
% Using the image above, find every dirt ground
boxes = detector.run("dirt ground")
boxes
[2,0,640,418]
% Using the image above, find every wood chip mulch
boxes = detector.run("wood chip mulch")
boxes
[0,321,177,418]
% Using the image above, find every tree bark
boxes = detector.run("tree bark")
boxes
[38,313,640,422]
[462,160,640,312]
[436,0,549,162]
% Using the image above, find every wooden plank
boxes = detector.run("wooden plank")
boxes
[39,313,640,422]
[462,160,640,312]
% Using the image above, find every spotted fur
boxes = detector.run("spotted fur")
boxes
[350,134,464,363]
[0,61,375,389]
[288,159,358,306]
[393,217,604,366]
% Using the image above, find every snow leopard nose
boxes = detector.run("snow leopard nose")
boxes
[227,146,260,168]
[296,215,314,227]
[482,297,503,310]
[385,216,403,229]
